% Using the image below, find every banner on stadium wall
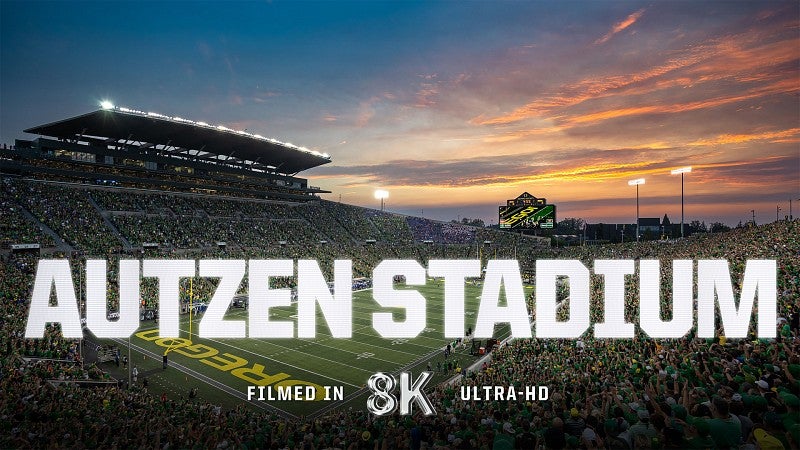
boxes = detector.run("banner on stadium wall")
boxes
[10,243,41,250]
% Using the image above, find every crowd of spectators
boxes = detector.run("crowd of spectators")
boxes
[92,188,291,219]
[441,223,475,245]
[406,217,539,249]
[407,217,446,243]
[2,180,122,256]
[475,228,538,250]
[14,359,109,383]
[367,211,415,245]
[0,179,797,449]
[0,189,55,248]
[110,216,317,249]
[323,202,384,241]
[514,220,799,327]
[2,179,538,255]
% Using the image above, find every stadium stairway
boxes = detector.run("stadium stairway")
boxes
[86,193,133,251]
[442,293,572,386]
[193,207,210,219]
[17,203,72,251]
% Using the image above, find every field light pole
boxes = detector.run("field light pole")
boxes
[628,178,645,242]
[670,167,691,238]
[374,189,388,211]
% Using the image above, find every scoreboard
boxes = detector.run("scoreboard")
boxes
[499,192,556,230]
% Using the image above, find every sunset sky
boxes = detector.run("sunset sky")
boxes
[1,1,798,226]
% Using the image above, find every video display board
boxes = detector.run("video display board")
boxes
[499,192,556,230]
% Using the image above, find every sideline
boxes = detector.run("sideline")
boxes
[110,337,299,420]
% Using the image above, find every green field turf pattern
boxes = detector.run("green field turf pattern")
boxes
[126,280,532,416]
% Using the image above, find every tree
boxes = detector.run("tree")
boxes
[556,218,585,235]
[662,214,671,226]
[452,217,485,227]
[689,220,706,232]
[709,222,731,233]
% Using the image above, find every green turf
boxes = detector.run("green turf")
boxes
[122,279,533,416]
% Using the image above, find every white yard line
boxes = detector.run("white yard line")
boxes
[111,337,298,419]
[220,309,447,350]
[222,310,429,358]
[141,325,373,379]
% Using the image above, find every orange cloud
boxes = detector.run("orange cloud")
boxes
[471,50,704,126]
[312,148,796,195]
[561,77,799,126]
[689,36,800,82]
[415,84,439,107]
[472,21,798,128]
[687,128,800,146]
[481,126,567,143]
[502,161,660,185]
[594,8,646,45]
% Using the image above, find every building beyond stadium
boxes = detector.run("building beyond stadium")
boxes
[0,105,331,201]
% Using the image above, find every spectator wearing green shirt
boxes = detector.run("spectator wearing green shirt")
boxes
[706,397,742,449]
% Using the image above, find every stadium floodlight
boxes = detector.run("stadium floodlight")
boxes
[628,178,645,241]
[670,166,692,238]
[95,103,332,161]
[670,166,692,175]
[374,189,389,211]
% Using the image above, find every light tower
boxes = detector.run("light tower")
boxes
[628,178,645,242]
[670,166,692,238]
[374,189,388,211]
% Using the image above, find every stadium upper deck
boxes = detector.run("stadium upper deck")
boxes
[1,104,330,200]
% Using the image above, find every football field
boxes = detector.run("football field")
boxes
[114,280,533,417]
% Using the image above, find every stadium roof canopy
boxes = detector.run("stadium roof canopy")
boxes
[24,106,331,174]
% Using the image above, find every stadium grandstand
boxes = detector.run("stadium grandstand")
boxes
[1,108,798,449]
[1,103,331,201]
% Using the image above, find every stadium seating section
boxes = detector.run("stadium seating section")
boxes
[1,176,798,449]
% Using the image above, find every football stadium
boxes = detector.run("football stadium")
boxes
[1,103,798,449]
